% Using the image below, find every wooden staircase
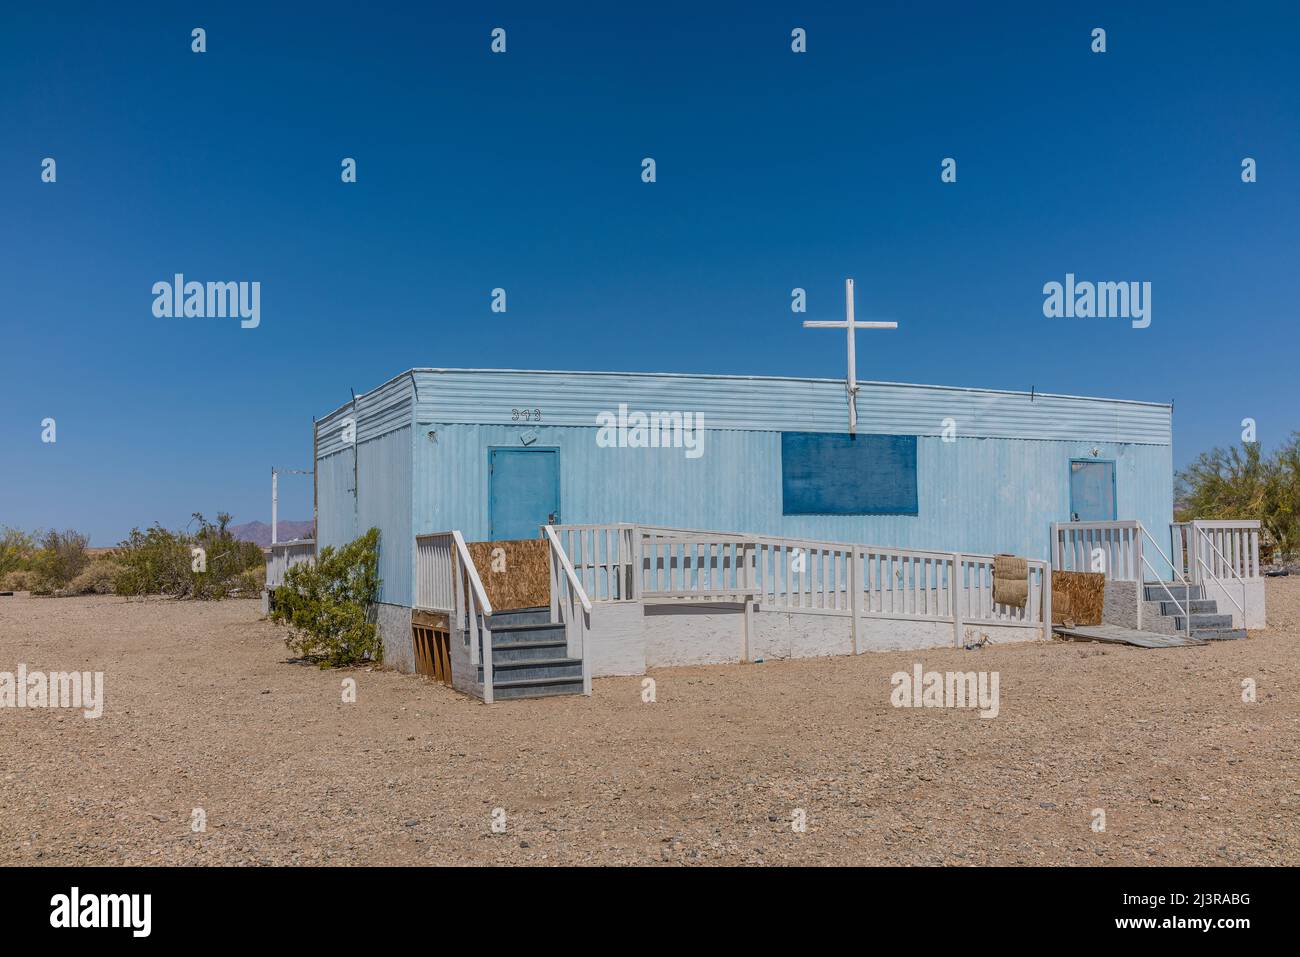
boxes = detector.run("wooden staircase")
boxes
[477,607,585,700]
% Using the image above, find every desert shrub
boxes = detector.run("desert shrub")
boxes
[2,569,34,592]
[233,564,266,596]
[113,525,192,596]
[29,529,90,594]
[59,558,122,596]
[271,528,380,667]
[1177,432,1300,562]
[0,527,37,578]
[114,512,267,599]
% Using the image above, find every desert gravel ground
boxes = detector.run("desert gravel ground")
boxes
[1,580,1298,866]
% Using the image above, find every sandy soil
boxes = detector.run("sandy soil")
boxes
[1,580,1297,866]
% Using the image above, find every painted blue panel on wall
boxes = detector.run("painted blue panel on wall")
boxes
[489,449,560,540]
[781,433,918,515]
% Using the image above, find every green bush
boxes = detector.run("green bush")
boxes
[112,524,191,596]
[1177,432,1300,562]
[271,528,381,667]
[0,527,37,578]
[29,529,90,594]
[233,564,266,596]
[114,512,266,599]
[59,558,122,596]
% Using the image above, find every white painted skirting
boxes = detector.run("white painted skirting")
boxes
[586,599,1044,676]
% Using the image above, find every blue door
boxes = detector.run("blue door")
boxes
[489,449,560,540]
[1069,460,1116,522]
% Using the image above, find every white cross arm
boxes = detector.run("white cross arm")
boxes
[801,320,898,329]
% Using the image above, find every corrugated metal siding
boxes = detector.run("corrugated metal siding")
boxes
[316,373,414,457]
[316,449,357,551]
[317,368,1174,607]
[413,424,1173,563]
[406,369,1171,446]
[356,426,413,606]
[315,428,414,607]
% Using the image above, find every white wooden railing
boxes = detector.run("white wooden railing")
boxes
[265,539,315,588]
[551,523,1048,646]
[1173,520,1259,624]
[958,554,1048,627]
[549,523,639,602]
[1051,520,1194,635]
[414,532,455,612]
[1173,521,1260,583]
[415,530,497,702]
[543,525,593,695]
[1051,521,1143,580]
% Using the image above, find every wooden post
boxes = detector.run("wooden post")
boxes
[742,593,753,663]
[1135,531,1144,631]
[737,540,749,662]
[548,542,560,624]
[849,548,860,655]
[1041,560,1052,639]
[952,553,962,647]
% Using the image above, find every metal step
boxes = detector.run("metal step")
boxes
[491,638,570,663]
[488,622,566,646]
[490,676,585,699]
[481,658,583,683]
[485,606,552,628]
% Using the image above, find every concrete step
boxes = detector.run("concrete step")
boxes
[486,606,552,628]
[1174,613,1234,632]
[481,658,583,683]
[491,638,570,663]
[1193,628,1247,641]
[1143,583,1203,602]
[491,677,585,700]
[1158,598,1217,616]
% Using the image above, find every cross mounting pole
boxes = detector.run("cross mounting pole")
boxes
[801,278,899,434]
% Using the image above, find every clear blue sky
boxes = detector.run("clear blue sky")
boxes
[3,2,1297,544]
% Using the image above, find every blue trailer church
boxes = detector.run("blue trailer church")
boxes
[286,284,1263,702]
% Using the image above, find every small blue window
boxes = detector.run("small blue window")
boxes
[781,432,918,515]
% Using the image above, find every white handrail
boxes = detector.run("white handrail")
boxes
[544,525,592,613]
[446,530,494,702]
[1136,521,1193,639]
[1192,524,1247,618]
[544,525,593,696]
[451,530,493,618]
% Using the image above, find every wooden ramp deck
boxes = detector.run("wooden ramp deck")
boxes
[1053,624,1205,648]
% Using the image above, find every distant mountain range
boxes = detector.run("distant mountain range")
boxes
[229,520,315,547]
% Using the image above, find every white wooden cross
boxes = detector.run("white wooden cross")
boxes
[802,278,898,434]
